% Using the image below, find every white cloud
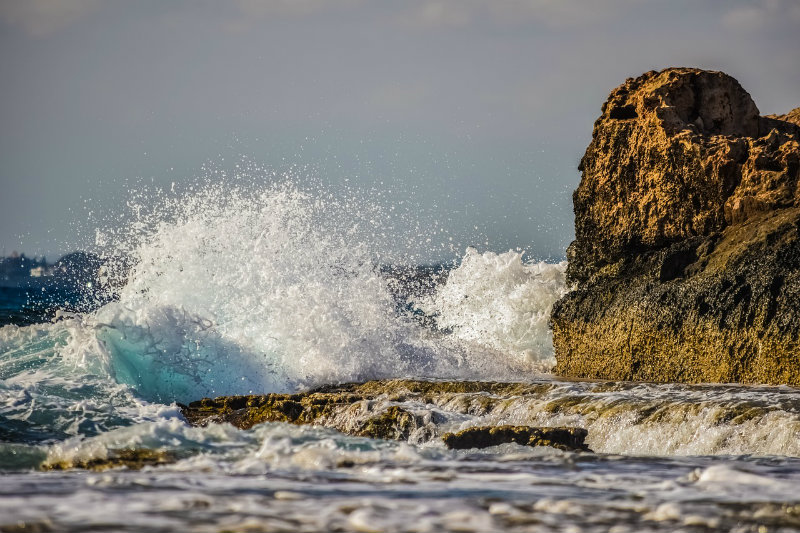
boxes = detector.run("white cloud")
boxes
[233,0,364,18]
[222,0,365,32]
[0,0,103,36]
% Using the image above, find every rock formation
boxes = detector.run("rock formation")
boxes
[181,388,428,441]
[551,67,800,385]
[180,379,590,451]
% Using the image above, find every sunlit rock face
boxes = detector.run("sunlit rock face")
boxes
[552,67,800,385]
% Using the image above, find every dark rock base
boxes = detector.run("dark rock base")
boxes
[552,208,800,385]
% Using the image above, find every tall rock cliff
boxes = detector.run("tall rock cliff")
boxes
[551,67,800,384]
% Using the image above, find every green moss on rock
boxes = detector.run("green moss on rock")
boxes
[356,405,421,440]
[182,392,364,430]
[349,379,555,397]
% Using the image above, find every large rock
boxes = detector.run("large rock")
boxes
[552,67,800,385]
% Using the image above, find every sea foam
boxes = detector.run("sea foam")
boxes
[417,247,566,368]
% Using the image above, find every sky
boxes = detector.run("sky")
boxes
[1,0,798,262]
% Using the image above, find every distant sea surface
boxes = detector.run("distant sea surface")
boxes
[0,283,83,327]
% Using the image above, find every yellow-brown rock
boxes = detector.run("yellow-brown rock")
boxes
[552,67,800,385]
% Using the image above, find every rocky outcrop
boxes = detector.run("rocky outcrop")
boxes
[552,67,800,385]
[181,388,427,441]
[442,426,590,452]
[180,380,591,450]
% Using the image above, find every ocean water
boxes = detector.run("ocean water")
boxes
[2,179,800,532]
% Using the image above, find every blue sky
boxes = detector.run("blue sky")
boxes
[1,0,798,261]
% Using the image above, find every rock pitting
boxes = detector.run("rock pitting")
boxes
[552,67,800,385]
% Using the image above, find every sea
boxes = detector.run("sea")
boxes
[2,178,800,532]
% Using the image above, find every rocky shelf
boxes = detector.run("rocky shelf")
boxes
[180,379,591,452]
[36,379,603,471]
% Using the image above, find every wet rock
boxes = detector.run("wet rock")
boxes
[442,425,591,452]
[0,520,55,533]
[181,381,593,450]
[181,391,363,430]
[181,386,428,441]
[552,67,800,385]
[41,448,177,471]
[355,405,422,441]
[181,380,573,444]
[180,379,558,432]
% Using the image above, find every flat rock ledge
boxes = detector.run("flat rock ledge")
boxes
[442,426,591,452]
[179,379,590,451]
[180,386,428,441]
[552,67,800,385]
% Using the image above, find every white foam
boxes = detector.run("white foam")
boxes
[418,247,567,369]
[84,182,420,401]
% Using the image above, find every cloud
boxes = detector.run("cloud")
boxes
[398,0,642,29]
[722,0,800,31]
[221,0,365,33]
[0,0,104,36]
[233,0,363,17]
[406,1,474,28]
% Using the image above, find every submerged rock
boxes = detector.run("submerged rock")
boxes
[442,426,590,452]
[41,448,177,471]
[552,67,800,385]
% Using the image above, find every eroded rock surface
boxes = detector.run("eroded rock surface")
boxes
[552,67,800,384]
